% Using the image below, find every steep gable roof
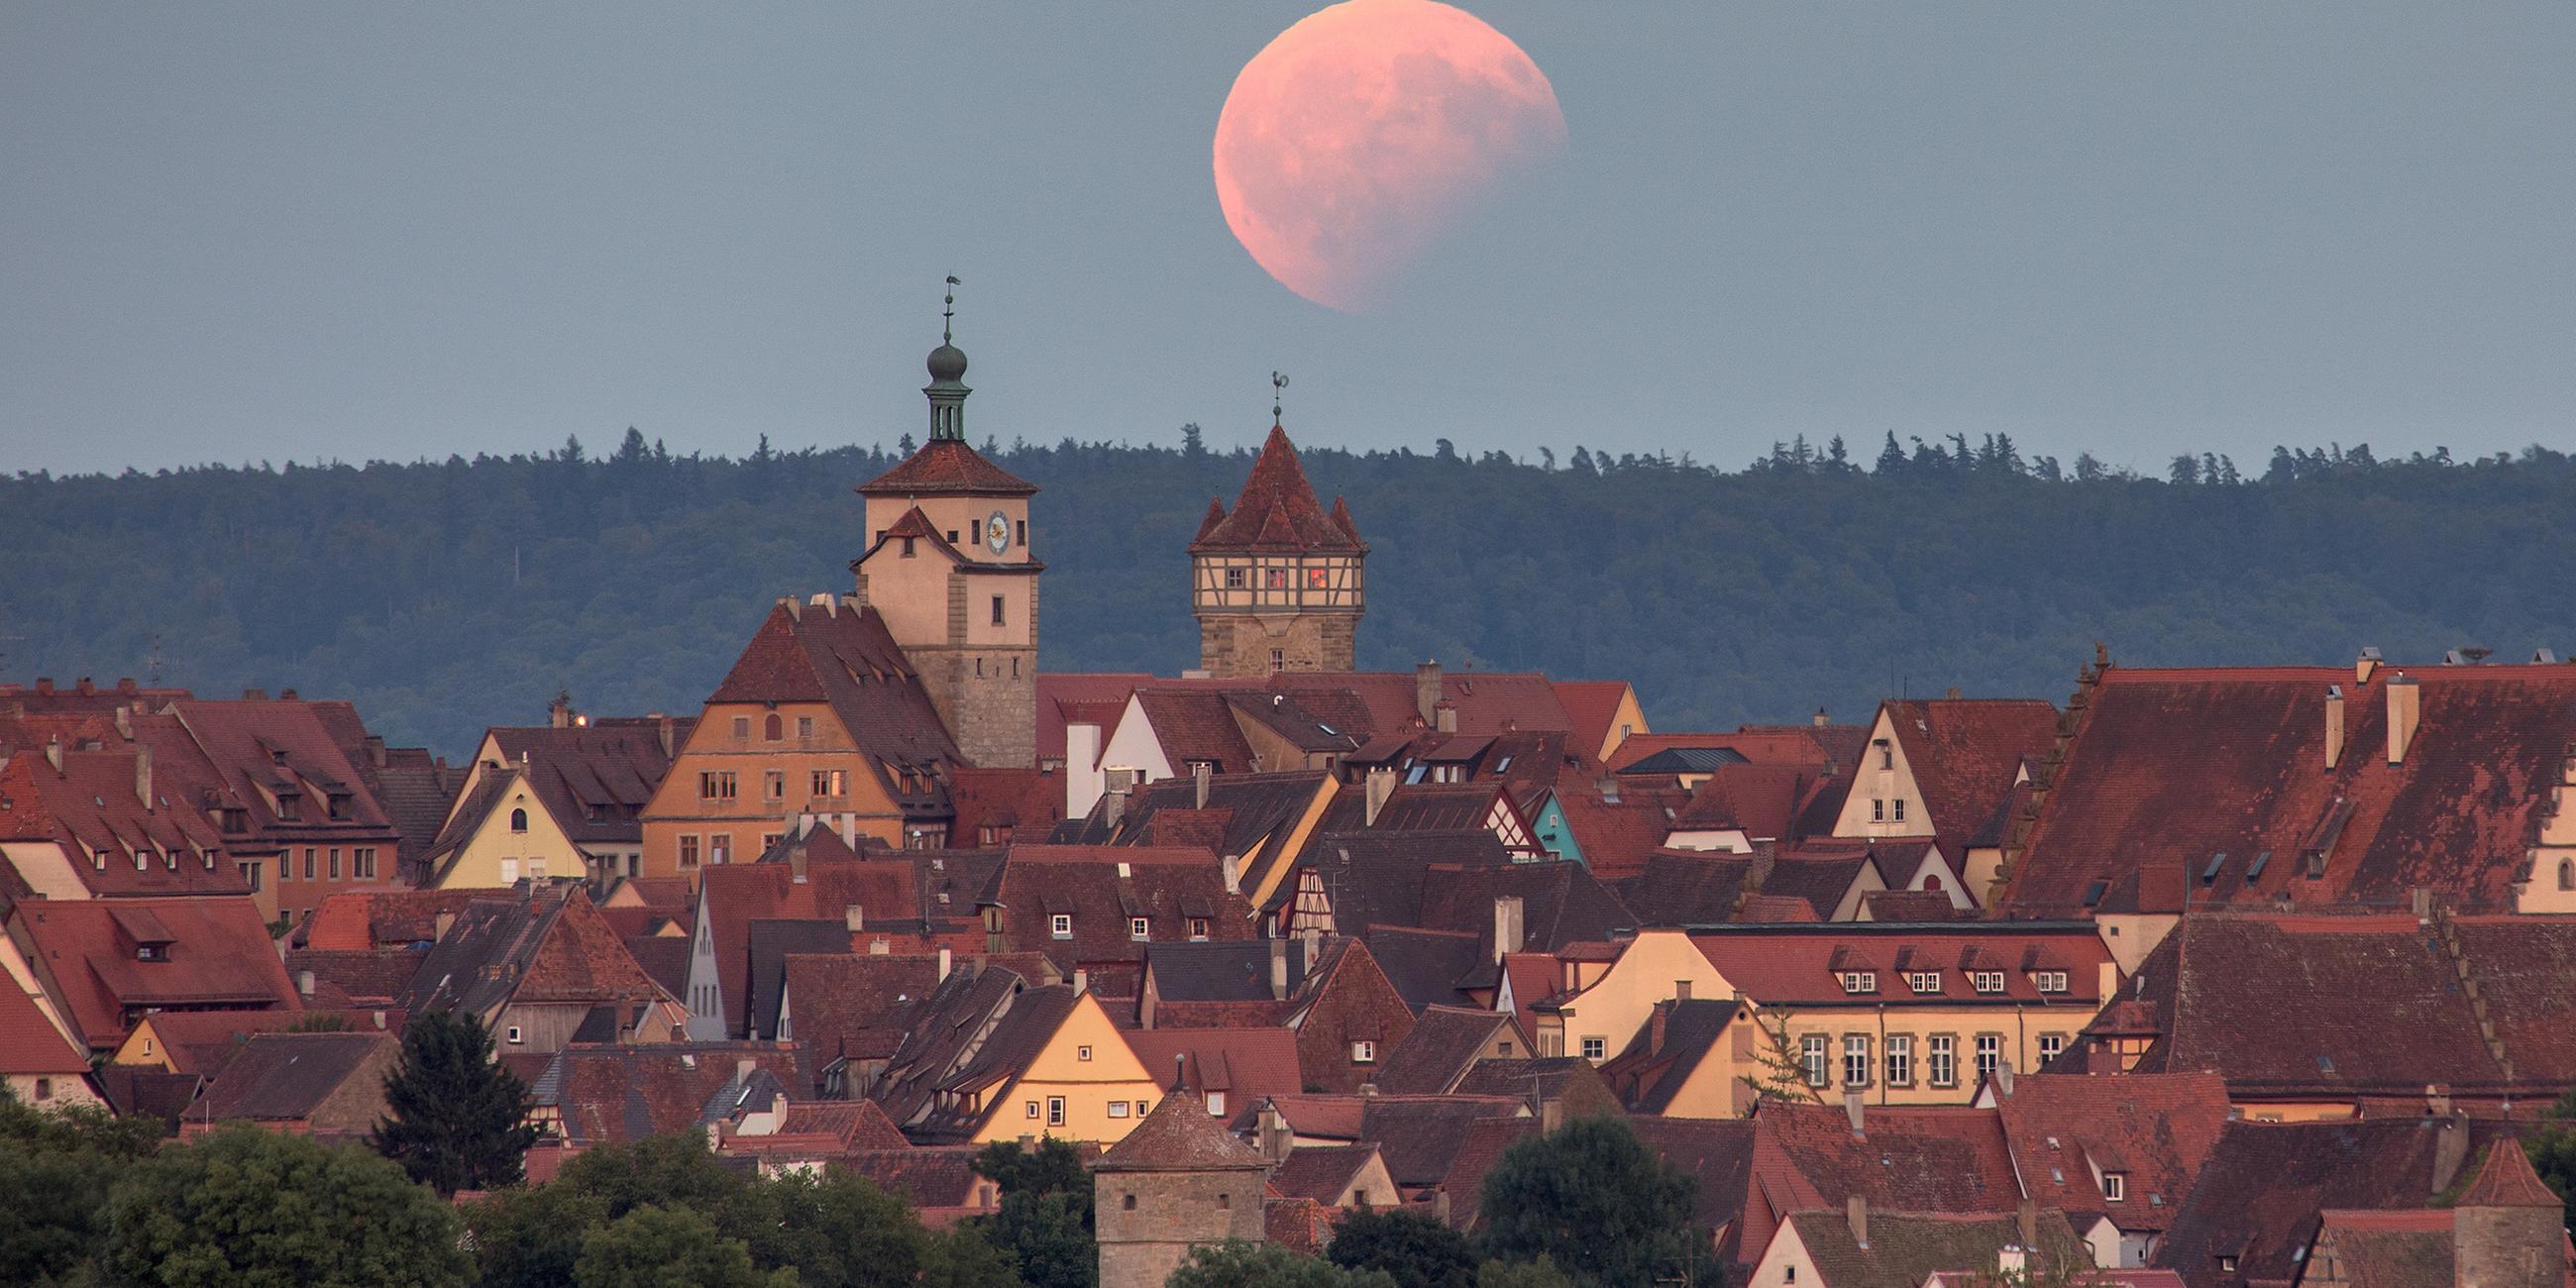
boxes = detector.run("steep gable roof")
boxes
[1881,698,2057,849]
[696,845,919,1034]
[530,1042,812,1146]
[781,952,946,1065]
[1122,1026,1304,1103]
[187,1030,394,1126]
[1092,1087,1267,1171]
[0,977,88,1075]
[1750,1102,2022,1220]
[703,599,961,772]
[1373,1005,1513,1094]
[483,719,686,847]
[1990,1072,2231,1232]
[1188,426,1364,555]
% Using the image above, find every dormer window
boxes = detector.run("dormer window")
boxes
[136,943,164,962]
[1906,971,1941,993]
[1972,971,2006,995]
[1129,917,1149,940]
[328,793,353,820]
[1050,913,1072,939]
[1188,917,1211,941]
[274,795,301,821]
[2032,970,2069,994]
[1839,971,1877,995]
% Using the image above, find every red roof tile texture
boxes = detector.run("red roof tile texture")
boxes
[1882,698,2058,851]
[1189,427,1364,554]
[2005,663,2576,914]
[14,896,299,1050]
[858,438,1037,496]
[1991,1072,2231,1230]
[1090,1088,1267,1172]
[704,600,961,772]
[0,977,89,1074]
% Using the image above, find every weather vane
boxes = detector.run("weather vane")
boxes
[1272,371,1289,425]
[942,275,961,344]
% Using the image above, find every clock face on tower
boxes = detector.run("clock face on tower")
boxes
[984,511,1011,555]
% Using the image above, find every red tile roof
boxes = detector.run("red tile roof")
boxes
[0,737,247,897]
[1692,922,2112,1007]
[981,845,1253,975]
[1551,682,1634,757]
[1189,427,1364,554]
[2457,1136,2563,1209]
[1122,1026,1306,1103]
[781,952,947,1065]
[0,977,88,1074]
[302,889,489,950]
[945,766,1065,846]
[14,896,299,1050]
[2006,663,2576,914]
[857,437,1037,496]
[531,1042,811,1146]
[131,1007,395,1074]
[1881,698,2058,854]
[1748,1103,2023,1234]
[481,719,687,848]
[1091,1088,1267,1171]
[1990,1072,2231,1231]
[1036,673,1155,765]
[697,849,921,1035]
[703,599,961,774]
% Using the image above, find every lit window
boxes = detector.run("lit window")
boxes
[1886,1035,1912,1087]
[1843,1034,1871,1087]
[1306,568,1328,589]
[1351,1040,1375,1064]
[1050,913,1072,939]
[1581,1036,1606,1061]
[1264,568,1288,590]
[1802,1034,1829,1087]
[2103,1172,2127,1202]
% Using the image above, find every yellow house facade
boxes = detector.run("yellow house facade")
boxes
[641,692,919,884]
[419,767,586,889]
[973,990,1164,1145]
[1523,928,1732,1065]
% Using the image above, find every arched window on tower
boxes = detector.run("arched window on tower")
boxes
[509,807,528,834]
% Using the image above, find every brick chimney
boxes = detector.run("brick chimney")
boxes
[2324,684,2345,770]
[2387,672,2421,764]
[1415,661,1443,725]
[1647,999,1671,1056]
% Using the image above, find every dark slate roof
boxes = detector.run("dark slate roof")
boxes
[981,847,1254,976]
[1357,1096,1529,1187]
[1600,998,1744,1114]
[1187,426,1364,555]
[1786,1209,2089,1288]
[1091,1088,1267,1172]
[484,718,687,847]
[394,887,666,1019]
[188,1031,394,1123]
[1415,861,1635,960]
[1372,1005,1511,1094]
[530,1042,812,1146]
[907,984,1082,1143]
[2157,1117,2525,1287]
[1624,746,1751,776]
[1612,851,1760,927]
[1286,828,1512,927]
[744,918,853,1040]
[1360,926,1487,1013]
[1269,1143,1382,1203]
[1145,938,1311,1004]
[870,964,1028,1129]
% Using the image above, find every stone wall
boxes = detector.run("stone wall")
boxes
[1196,612,1358,679]
[1094,1167,1268,1288]
[912,646,1037,769]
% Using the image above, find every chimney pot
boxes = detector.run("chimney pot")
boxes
[1363,767,1396,827]
[789,840,809,884]
[2324,685,2347,771]
[1073,968,1088,995]
[1415,661,1443,725]
[1813,707,1829,726]
[937,946,953,981]
[295,969,314,997]
[1492,895,1525,964]
[1846,1194,1869,1248]
[1194,760,1212,809]
[1269,937,1290,1001]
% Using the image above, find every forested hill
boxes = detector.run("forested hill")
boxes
[5,430,2573,756]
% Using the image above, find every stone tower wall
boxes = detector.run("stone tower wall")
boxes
[1197,612,1358,679]
[2454,1205,2564,1288]
[1094,1168,1268,1288]
[912,645,1038,769]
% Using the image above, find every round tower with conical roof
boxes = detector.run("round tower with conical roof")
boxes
[1189,421,1366,678]
[1089,1087,1270,1288]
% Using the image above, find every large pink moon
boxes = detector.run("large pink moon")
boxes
[1214,0,1567,313]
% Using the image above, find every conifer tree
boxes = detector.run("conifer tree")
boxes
[373,1009,541,1196]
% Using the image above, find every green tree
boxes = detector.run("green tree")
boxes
[2520,1087,2576,1232]
[1735,1007,1824,1111]
[101,1124,471,1288]
[372,1009,540,1195]
[1326,1209,1476,1288]
[972,1138,1096,1288]
[1477,1118,1706,1288]
[1475,1257,1573,1288]
[0,1086,165,1285]
[572,1205,781,1288]
[761,1169,937,1288]
[923,1226,1025,1288]
[1167,1240,1395,1288]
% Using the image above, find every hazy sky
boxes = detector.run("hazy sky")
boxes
[5,3,2571,477]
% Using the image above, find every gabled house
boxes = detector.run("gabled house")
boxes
[1553,680,1651,765]
[1829,698,2057,901]
[0,973,99,1108]
[681,833,922,1039]
[1739,1102,2027,1272]
[111,1007,397,1075]
[2000,654,2576,919]
[394,885,671,1056]
[776,950,954,1097]
[1746,1206,2093,1288]
[640,594,963,881]
[1134,935,1415,1093]
[1976,1072,2233,1268]
[1062,769,1340,917]
[527,1042,812,1148]
[1120,1025,1305,1123]
[869,964,1162,1145]
[4,895,299,1053]
[1371,1005,1525,1094]
[178,1030,400,1145]
[0,726,251,905]
[421,713,688,889]
[171,697,407,922]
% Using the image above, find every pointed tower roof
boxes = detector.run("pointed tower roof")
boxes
[2455,1137,2562,1210]
[1189,426,1366,555]
[1089,1089,1267,1173]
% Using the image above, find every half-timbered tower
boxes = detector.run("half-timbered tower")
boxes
[1188,423,1366,677]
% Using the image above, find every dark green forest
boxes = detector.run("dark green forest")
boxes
[5,428,2572,756]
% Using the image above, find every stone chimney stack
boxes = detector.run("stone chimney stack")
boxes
[2387,672,2421,764]
[1194,761,1211,810]
[1434,700,1457,734]
[789,839,809,885]
[1269,937,1290,1002]
[1363,767,1396,827]
[1492,896,1524,964]
[1415,661,1443,725]
[844,904,864,933]
[1845,1194,1869,1248]
[2324,685,2346,770]
[135,745,154,807]
[1844,1088,1865,1136]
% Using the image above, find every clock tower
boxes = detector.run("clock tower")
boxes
[852,300,1040,768]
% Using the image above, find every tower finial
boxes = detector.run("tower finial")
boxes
[1271,371,1289,427]
[942,274,960,345]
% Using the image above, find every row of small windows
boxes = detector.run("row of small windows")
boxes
[732,714,818,743]
[1798,1030,2068,1090]
[1869,798,1908,823]
[1048,912,1212,942]
[271,846,379,883]
[1223,567,1337,590]
[1835,969,2061,996]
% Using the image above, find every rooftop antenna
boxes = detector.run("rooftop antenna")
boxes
[1271,371,1289,427]
[942,275,960,345]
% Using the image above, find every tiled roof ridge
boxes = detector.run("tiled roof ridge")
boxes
[1187,426,1365,555]
[856,438,1038,497]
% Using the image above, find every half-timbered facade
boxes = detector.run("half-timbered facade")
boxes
[1189,423,1366,677]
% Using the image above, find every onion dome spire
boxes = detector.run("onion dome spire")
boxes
[924,275,969,442]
